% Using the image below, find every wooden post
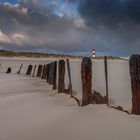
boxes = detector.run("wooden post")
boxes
[37,65,43,77]
[7,67,11,74]
[104,56,109,106]
[66,59,72,97]
[48,63,51,83]
[26,65,32,75]
[49,62,54,85]
[81,57,92,106]
[58,60,65,93]
[130,55,140,115]
[53,61,57,90]
[32,65,36,77]
[43,65,48,79]
[17,64,23,74]
[41,65,46,79]
[46,64,50,83]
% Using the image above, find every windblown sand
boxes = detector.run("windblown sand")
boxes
[0,73,140,140]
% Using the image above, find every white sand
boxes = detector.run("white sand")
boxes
[0,73,140,140]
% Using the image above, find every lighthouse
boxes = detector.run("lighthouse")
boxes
[92,49,96,58]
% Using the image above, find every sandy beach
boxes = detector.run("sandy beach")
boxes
[0,73,140,140]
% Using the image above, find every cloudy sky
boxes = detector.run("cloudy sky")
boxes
[0,0,140,56]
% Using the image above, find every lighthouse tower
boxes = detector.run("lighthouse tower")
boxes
[92,49,96,58]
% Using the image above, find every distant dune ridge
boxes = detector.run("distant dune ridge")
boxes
[0,50,124,60]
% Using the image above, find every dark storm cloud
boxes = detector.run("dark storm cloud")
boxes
[67,0,140,56]
[76,0,140,27]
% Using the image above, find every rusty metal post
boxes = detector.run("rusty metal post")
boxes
[53,61,57,90]
[58,60,65,93]
[81,57,92,106]
[104,56,109,106]
[130,54,140,115]
[26,65,33,75]
[37,65,43,77]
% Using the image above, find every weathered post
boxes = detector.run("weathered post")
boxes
[32,65,36,77]
[66,59,72,97]
[130,55,140,115]
[44,65,48,79]
[7,67,11,74]
[104,56,109,106]
[81,57,92,106]
[48,63,52,84]
[17,64,23,74]
[49,62,54,85]
[26,65,32,75]
[41,65,46,79]
[58,60,65,93]
[37,65,43,77]
[53,61,57,90]
[46,64,50,83]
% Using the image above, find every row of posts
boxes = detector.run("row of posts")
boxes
[24,58,107,106]
[25,60,65,92]
[16,55,140,115]
[81,55,140,115]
